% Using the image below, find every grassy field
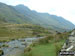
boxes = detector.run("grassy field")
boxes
[0,23,70,56]
[0,23,51,41]
[22,31,70,56]
[23,40,65,56]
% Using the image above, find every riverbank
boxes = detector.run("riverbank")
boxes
[0,37,44,56]
[22,40,65,56]
[22,32,70,56]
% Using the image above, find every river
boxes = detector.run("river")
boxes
[0,37,43,56]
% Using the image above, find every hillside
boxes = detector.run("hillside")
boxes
[0,2,75,32]
[0,23,51,41]
[0,3,31,24]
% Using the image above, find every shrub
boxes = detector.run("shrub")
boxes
[0,49,4,55]
[54,43,62,56]
[2,44,9,47]
[30,43,38,47]
[38,38,48,44]
[38,35,55,44]
[24,46,32,53]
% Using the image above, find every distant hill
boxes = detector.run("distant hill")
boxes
[0,2,75,32]
[0,3,31,24]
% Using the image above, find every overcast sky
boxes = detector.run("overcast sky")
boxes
[0,0,75,24]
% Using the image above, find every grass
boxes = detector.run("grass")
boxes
[23,40,65,56]
[0,23,50,41]
[22,32,70,56]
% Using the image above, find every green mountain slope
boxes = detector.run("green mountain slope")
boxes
[0,3,32,24]
[0,3,75,32]
[14,5,75,31]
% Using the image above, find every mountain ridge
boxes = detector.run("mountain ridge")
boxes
[0,2,75,32]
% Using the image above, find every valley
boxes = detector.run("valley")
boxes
[0,2,75,32]
[0,2,75,56]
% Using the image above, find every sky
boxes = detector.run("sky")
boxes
[0,0,75,24]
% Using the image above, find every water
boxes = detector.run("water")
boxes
[0,37,44,56]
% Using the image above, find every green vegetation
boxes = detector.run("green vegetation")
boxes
[2,44,9,47]
[23,32,70,56]
[0,23,50,41]
[0,2,74,32]
[0,49,4,55]
[0,2,74,56]
[23,40,65,56]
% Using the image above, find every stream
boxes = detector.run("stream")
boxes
[0,37,43,56]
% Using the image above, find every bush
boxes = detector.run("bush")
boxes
[54,43,62,56]
[38,38,48,44]
[30,43,38,47]
[38,35,55,44]
[2,44,9,47]
[24,46,32,53]
[46,35,55,40]
[0,49,4,55]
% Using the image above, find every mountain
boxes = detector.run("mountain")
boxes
[14,4,75,31]
[0,3,32,24]
[0,2,75,32]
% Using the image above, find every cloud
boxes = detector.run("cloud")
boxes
[0,0,75,24]
[23,0,75,24]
